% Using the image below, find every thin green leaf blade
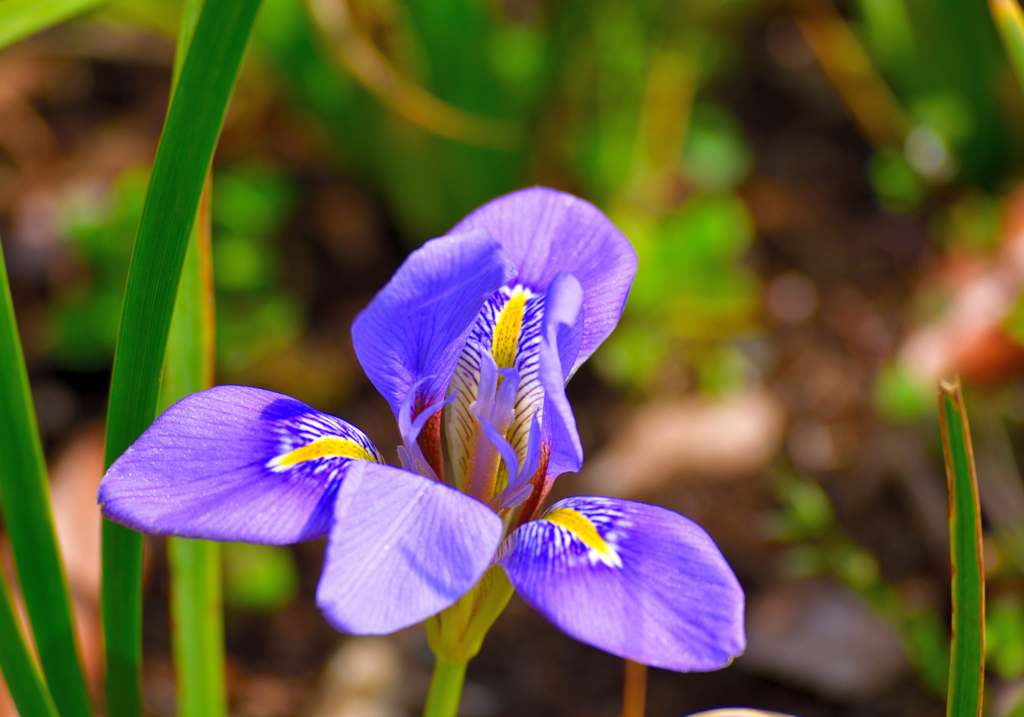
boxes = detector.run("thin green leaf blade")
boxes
[0,242,92,717]
[939,379,985,717]
[100,1,263,715]
[0,561,59,717]
[0,0,107,51]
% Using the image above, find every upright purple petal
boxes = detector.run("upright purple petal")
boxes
[352,230,516,419]
[449,187,637,370]
[539,272,584,479]
[498,497,745,672]
[98,386,384,544]
[316,462,504,635]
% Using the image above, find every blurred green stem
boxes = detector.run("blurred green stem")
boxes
[423,658,467,717]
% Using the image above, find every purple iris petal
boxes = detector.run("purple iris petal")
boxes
[538,272,584,479]
[316,461,503,634]
[98,386,383,544]
[352,230,516,420]
[498,497,745,672]
[449,187,638,371]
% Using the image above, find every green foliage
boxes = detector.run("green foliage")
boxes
[598,195,758,390]
[873,363,933,423]
[222,543,299,612]
[682,102,753,194]
[211,169,302,373]
[47,165,302,375]
[769,469,952,696]
[986,594,1024,679]
[253,0,532,239]
[48,168,148,370]
[0,0,107,51]
[869,149,926,212]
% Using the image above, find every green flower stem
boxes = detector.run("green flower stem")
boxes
[423,657,467,717]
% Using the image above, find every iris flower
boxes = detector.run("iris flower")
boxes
[98,187,744,672]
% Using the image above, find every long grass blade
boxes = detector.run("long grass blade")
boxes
[990,0,1024,98]
[0,241,92,717]
[0,561,59,717]
[161,1,226,712]
[0,0,108,51]
[938,379,985,717]
[100,1,263,715]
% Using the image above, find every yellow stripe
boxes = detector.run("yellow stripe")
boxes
[544,507,621,566]
[491,289,527,368]
[272,437,376,468]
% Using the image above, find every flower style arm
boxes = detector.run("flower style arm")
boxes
[97,385,384,544]
[537,272,585,481]
[497,497,746,672]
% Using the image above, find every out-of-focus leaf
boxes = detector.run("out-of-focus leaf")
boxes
[870,148,925,212]
[682,102,752,193]
[0,0,107,50]
[987,595,1024,679]
[222,543,299,612]
[873,363,932,423]
[991,0,1024,100]
[938,379,985,717]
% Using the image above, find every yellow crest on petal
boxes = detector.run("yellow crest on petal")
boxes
[491,288,528,368]
[269,437,378,471]
[544,507,623,568]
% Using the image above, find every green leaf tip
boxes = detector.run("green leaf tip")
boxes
[938,377,985,717]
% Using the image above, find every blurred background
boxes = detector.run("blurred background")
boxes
[4,0,1024,714]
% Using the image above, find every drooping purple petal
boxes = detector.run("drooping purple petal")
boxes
[498,497,745,672]
[316,461,504,635]
[98,385,383,544]
[352,230,516,419]
[539,272,584,478]
[449,187,637,370]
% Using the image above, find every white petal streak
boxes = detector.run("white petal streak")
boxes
[446,285,546,492]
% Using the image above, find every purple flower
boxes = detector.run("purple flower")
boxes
[98,187,745,671]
